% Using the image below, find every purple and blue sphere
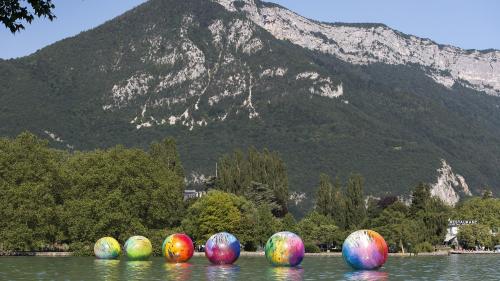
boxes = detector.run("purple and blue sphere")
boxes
[205,232,240,265]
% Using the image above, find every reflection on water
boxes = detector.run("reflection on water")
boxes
[344,270,389,281]
[163,263,193,281]
[2,256,500,280]
[126,261,152,279]
[268,266,304,281]
[205,265,240,281]
[94,259,120,281]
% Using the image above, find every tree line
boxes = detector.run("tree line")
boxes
[0,132,498,255]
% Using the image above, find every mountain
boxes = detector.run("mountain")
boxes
[1,0,499,213]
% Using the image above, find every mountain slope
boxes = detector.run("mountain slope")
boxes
[1,0,499,213]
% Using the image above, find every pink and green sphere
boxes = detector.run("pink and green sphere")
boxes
[124,236,153,260]
[205,232,240,265]
[94,237,121,259]
[342,230,388,270]
[162,233,194,263]
[265,232,305,267]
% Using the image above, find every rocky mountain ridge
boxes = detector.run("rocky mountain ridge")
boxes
[214,0,500,96]
[430,160,472,206]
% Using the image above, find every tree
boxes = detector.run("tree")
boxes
[149,138,185,179]
[0,133,65,251]
[410,183,432,215]
[453,197,500,229]
[371,203,421,253]
[279,213,298,233]
[216,147,289,216]
[482,189,494,200]
[315,174,333,216]
[331,177,347,230]
[255,206,280,248]
[60,146,185,249]
[180,190,257,247]
[344,174,366,230]
[297,211,342,250]
[457,224,493,249]
[1,0,55,33]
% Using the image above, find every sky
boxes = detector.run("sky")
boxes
[1,0,499,59]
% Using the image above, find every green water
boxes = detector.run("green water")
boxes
[0,255,498,280]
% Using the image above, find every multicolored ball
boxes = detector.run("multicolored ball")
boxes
[162,233,194,263]
[94,237,121,259]
[205,232,240,265]
[265,231,305,267]
[124,236,153,261]
[342,230,388,270]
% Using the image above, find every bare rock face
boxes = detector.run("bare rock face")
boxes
[212,0,500,96]
[430,160,472,206]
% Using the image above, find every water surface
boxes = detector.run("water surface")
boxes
[0,255,497,280]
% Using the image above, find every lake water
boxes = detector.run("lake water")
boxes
[0,255,498,280]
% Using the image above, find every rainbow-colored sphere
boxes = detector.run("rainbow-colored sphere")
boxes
[342,230,388,270]
[124,236,153,261]
[162,233,194,263]
[94,237,121,259]
[265,232,305,267]
[205,232,240,265]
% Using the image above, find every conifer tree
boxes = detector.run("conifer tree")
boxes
[345,174,366,230]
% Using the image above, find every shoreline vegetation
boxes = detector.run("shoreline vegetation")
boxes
[0,132,499,256]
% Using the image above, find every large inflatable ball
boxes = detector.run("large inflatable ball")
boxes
[342,230,388,270]
[265,231,305,267]
[162,233,195,263]
[94,237,121,259]
[205,232,240,265]
[124,236,153,260]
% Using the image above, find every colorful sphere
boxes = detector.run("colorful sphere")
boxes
[205,232,240,265]
[265,232,305,267]
[94,237,121,259]
[342,230,388,270]
[124,236,153,260]
[162,233,194,263]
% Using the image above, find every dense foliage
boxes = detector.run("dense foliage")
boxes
[215,148,289,216]
[0,132,498,255]
[0,133,185,253]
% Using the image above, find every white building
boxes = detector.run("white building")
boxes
[183,189,207,200]
[444,219,478,247]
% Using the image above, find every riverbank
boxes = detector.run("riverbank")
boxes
[450,250,500,255]
[0,250,457,257]
[0,252,73,257]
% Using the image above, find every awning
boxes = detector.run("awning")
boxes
[444,234,456,243]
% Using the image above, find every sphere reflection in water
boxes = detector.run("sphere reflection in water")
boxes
[205,265,240,281]
[267,266,304,281]
[126,261,152,280]
[94,259,120,281]
[163,262,193,281]
[344,270,389,281]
